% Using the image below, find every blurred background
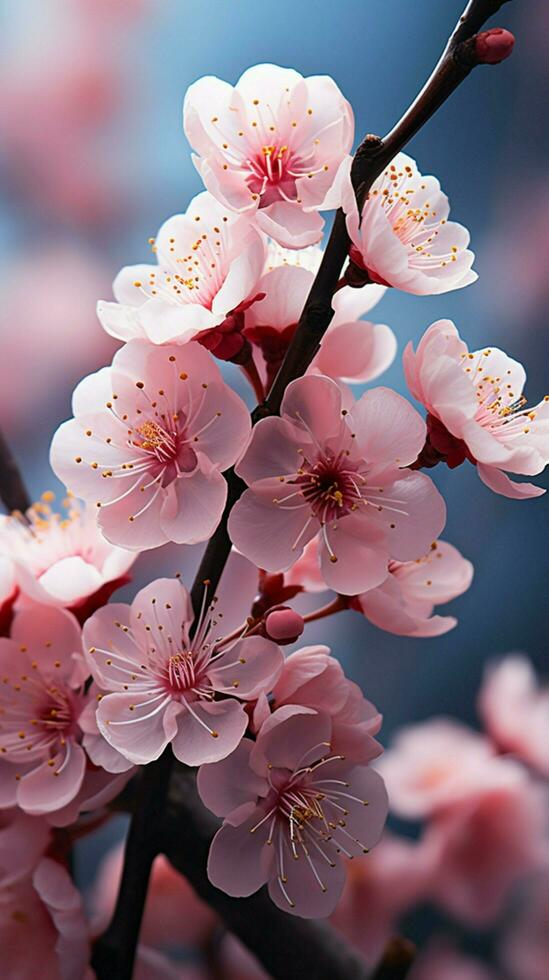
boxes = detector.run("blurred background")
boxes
[0,0,547,973]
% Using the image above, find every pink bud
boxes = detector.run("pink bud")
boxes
[474,28,515,65]
[264,607,304,644]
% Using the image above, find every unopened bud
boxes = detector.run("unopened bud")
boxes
[264,607,304,645]
[474,28,515,65]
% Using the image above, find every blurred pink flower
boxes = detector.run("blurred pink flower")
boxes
[331,834,435,966]
[199,705,388,917]
[50,340,251,550]
[404,320,549,498]
[0,857,92,980]
[97,192,266,345]
[92,842,218,948]
[409,942,500,980]
[425,761,547,924]
[0,493,134,617]
[229,375,446,594]
[83,577,283,766]
[339,152,477,294]
[377,719,498,820]
[351,539,473,637]
[0,809,51,888]
[184,64,353,248]
[479,655,549,777]
[500,875,549,980]
[0,247,116,434]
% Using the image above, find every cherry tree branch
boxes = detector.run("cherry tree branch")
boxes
[91,1,516,975]
[0,430,31,514]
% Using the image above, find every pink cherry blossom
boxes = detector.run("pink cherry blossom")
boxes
[340,152,477,294]
[424,759,547,925]
[198,705,388,917]
[0,856,92,980]
[228,375,446,595]
[0,493,134,617]
[269,645,383,762]
[183,64,354,248]
[0,603,129,823]
[83,577,283,766]
[377,719,499,819]
[478,655,549,777]
[97,191,266,345]
[351,539,474,637]
[92,842,218,947]
[243,262,395,394]
[404,319,549,498]
[50,340,251,550]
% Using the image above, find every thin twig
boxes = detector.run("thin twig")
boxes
[0,430,31,514]
[92,1,515,975]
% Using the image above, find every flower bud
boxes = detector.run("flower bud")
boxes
[264,607,304,644]
[474,28,515,65]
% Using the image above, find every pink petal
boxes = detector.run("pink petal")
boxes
[161,462,227,545]
[228,484,317,572]
[349,387,426,468]
[11,604,82,683]
[84,601,149,691]
[366,471,447,562]
[251,705,331,773]
[197,739,268,817]
[235,416,300,485]
[171,699,248,767]
[255,202,324,249]
[96,691,178,765]
[319,517,388,595]
[281,375,344,443]
[17,742,86,815]
[207,806,272,897]
[315,321,396,384]
[208,636,283,699]
[186,381,251,471]
[477,464,546,499]
[268,830,345,918]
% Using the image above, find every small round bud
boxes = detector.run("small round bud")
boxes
[264,607,304,645]
[474,28,515,65]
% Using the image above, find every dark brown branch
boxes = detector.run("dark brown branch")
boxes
[94,1,515,976]
[0,430,31,514]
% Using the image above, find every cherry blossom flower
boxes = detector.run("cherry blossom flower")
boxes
[243,261,395,393]
[338,152,477,294]
[0,857,92,980]
[183,64,354,248]
[478,655,549,777]
[404,319,549,498]
[92,843,218,947]
[377,719,499,819]
[83,577,283,766]
[424,760,547,925]
[50,340,251,550]
[0,603,129,824]
[0,493,134,617]
[351,540,474,637]
[198,705,388,917]
[97,192,266,346]
[228,375,446,594]
[268,645,383,762]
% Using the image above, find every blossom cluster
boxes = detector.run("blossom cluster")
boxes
[1,59,547,980]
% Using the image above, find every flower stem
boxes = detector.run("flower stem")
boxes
[302,595,349,624]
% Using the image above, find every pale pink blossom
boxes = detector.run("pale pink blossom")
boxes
[183,64,354,248]
[269,645,383,762]
[97,192,266,345]
[50,340,251,550]
[228,375,446,594]
[377,719,499,819]
[403,319,549,498]
[0,493,134,616]
[479,655,549,777]
[83,577,283,766]
[92,842,218,947]
[424,760,547,925]
[198,705,388,917]
[0,603,129,823]
[340,152,477,294]
[331,834,435,967]
[351,540,474,637]
[243,262,395,393]
[0,857,91,980]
